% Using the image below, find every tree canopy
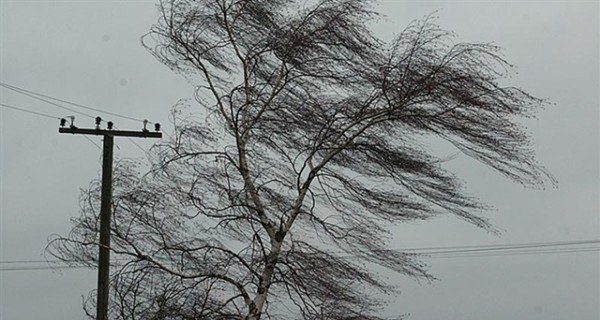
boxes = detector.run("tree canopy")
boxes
[50,1,554,319]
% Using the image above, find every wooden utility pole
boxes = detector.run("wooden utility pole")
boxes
[59,117,161,320]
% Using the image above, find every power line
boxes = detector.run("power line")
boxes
[0,81,165,127]
[1,82,96,119]
[1,102,61,120]
[113,125,151,155]
[127,137,150,155]
[84,135,103,151]
[336,239,600,259]
[0,81,174,140]
[408,239,600,255]
[1,102,102,150]
[0,265,91,272]
[1,82,139,122]
[1,246,597,271]
[2,239,597,264]
[2,239,598,271]
[1,81,174,142]
[425,246,600,259]
[2,92,154,153]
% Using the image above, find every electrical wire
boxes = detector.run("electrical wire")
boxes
[425,246,600,259]
[1,81,168,131]
[1,239,598,272]
[0,102,62,120]
[0,81,173,140]
[84,135,103,151]
[0,265,90,272]
[406,239,600,254]
[2,87,160,152]
[1,82,139,122]
[127,138,151,155]
[112,124,151,155]
[1,83,96,119]
[334,239,600,259]
[1,102,102,150]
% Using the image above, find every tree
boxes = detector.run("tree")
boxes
[49,0,554,319]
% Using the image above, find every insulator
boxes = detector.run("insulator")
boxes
[95,116,102,129]
[142,119,149,132]
[154,123,161,131]
[60,118,66,127]
[69,115,76,128]
[107,121,114,130]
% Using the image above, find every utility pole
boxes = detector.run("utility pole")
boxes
[59,116,161,320]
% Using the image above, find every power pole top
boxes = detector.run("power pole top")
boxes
[59,127,162,138]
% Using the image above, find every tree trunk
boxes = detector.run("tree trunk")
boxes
[245,238,282,320]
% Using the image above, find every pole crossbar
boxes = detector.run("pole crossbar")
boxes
[59,125,161,320]
[59,127,162,138]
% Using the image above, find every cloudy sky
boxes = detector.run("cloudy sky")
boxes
[0,1,598,319]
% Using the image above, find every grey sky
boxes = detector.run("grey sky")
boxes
[1,1,598,319]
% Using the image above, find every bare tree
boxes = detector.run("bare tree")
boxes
[49,0,555,319]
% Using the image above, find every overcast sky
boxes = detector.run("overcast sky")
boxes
[0,1,598,319]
